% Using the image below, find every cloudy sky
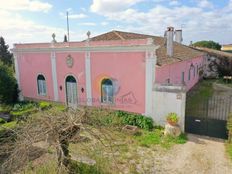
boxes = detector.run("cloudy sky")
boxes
[0,0,231,47]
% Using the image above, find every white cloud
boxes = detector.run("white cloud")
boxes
[169,0,180,6]
[90,1,232,44]
[0,11,67,47]
[90,0,144,13]
[69,13,87,19]
[101,22,109,26]
[80,22,96,26]
[60,12,87,19]
[197,0,214,9]
[0,0,52,12]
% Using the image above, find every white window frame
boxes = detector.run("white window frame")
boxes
[101,79,114,104]
[37,74,47,96]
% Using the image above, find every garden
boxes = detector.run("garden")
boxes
[0,101,187,174]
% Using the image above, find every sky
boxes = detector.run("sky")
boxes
[0,0,232,47]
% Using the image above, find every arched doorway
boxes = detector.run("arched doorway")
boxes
[65,75,78,107]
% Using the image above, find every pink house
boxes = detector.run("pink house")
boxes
[12,27,204,119]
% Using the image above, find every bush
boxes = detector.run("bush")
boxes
[39,101,52,110]
[0,61,19,104]
[0,104,12,113]
[54,104,67,112]
[10,101,38,118]
[116,111,154,130]
[0,118,6,124]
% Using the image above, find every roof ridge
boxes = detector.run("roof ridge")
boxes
[113,30,125,40]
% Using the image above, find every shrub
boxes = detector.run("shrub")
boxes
[39,101,52,110]
[85,108,123,127]
[10,101,38,118]
[54,104,67,112]
[0,118,6,124]
[0,104,12,113]
[0,61,19,104]
[116,110,154,130]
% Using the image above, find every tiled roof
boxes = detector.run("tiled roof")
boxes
[90,30,205,66]
[195,47,232,59]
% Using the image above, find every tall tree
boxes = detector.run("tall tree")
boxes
[193,40,222,50]
[0,36,13,66]
[0,61,18,103]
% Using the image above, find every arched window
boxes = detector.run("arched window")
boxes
[101,79,114,103]
[37,74,47,96]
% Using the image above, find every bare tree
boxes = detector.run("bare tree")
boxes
[0,108,86,173]
[0,107,122,174]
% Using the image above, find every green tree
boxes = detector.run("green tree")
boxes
[0,36,13,66]
[193,40,222,50]
[0,61,18,103]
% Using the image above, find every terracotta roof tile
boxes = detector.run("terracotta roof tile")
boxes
[90,30,205,66]
[194,47,232,59]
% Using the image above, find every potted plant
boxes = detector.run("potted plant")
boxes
[166,113,179,126]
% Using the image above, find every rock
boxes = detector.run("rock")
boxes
[122,125,139,135]
[164,123,181,137]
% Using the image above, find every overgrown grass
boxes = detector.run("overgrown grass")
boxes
[0,104,12,113]
[24,158,106,174]
[226,143,232,161]
[85,107,154,130]
[0,121,17,131]
[1,104,187,173]
[134,129,187,148]
[1,101,67,119]
[24,160,63,174]
[216,78,232,88]
[70,160,107,174]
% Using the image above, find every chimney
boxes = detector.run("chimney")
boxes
[166,27,174,57]
[175,29,183,44]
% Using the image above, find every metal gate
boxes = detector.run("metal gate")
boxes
[185,95,232,139]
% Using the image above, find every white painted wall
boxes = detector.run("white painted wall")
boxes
[152,85,186,131]
[145,52,156,116]
[145,39,159,116]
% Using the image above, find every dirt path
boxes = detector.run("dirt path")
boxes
[154,134,232,174]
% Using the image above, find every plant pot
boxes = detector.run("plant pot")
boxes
[167,120,178,126]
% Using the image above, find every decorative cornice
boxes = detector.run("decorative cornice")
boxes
[12,45,158,54]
